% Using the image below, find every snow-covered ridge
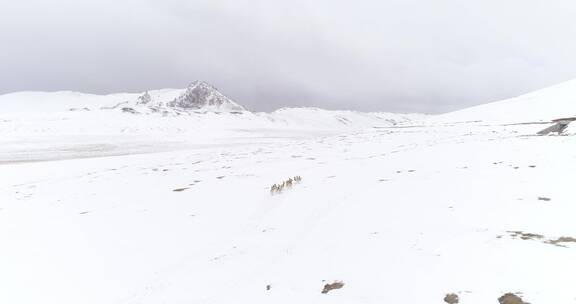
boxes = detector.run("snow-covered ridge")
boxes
[0,82,422,135]
[5,78,576,126]
[0,91,136,113]
[0,81,246,114]
[0,82,424,164]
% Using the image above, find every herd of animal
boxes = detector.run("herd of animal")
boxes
[270,176,302,194]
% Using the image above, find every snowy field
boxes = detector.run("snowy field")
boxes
[1,82,576,304]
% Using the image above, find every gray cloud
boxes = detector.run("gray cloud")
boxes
[2,0,576,113]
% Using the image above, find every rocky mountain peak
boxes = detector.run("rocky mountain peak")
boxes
[168,81,245,112]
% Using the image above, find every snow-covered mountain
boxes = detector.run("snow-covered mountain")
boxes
[128,81,247,114]
[4,78,576,124]
[0,81,422,137]
[0,81,423,162]
[0,81,246,115]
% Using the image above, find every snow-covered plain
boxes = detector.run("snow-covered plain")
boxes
[1,82,575,304]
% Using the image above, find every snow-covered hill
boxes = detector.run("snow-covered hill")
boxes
[437,79,576,123]
[0,91,134,113]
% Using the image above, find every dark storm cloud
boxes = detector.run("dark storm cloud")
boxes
[2,0,576,113]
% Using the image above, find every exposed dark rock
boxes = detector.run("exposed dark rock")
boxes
[546,236,576,246]
[537,117,575,135]
[508,231,545,240]
[498,293,528,304]
[122,107,139,114]
[321,281,344,294]
[444,293,459,304]
[172,187,189,192]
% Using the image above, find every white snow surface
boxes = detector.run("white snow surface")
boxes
[1,81,576,304]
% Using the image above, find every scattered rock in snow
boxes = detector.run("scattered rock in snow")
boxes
[498,293,528,304]
[173,187,189,192]
[444,293,459,304]
[69,107,90,112]
[122,107,139,114]
[508,231,545,241]
[321,281,344,294]
[507,231,576,247]
[546,236,576,247]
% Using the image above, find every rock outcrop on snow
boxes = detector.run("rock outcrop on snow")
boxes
[124,81,246,114]
[137,91,152,105]
[167,81,245,112]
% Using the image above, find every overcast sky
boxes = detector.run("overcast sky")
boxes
[1,0,576,113]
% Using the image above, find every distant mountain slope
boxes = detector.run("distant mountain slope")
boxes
[0,81,422,134]
[263,107,421,129]
[438,79,576,123]
[0,91,136,113]
[0,81,245,114]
